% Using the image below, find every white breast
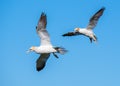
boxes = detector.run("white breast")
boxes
[79,29,93,36]
[35,46,56,54]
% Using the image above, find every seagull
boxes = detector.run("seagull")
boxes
[62,7,105,43]
[27,13,67,71]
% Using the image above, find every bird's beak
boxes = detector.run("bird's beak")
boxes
[26,49,32,54]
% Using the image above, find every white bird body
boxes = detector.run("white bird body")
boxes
[63,7,105,43]
[28,13,67,71]
[77,28,96,41]
[78,28,93,36]
[33,46,57,54]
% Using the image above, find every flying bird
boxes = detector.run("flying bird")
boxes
[62,7,105,43]
[27,13,67,71]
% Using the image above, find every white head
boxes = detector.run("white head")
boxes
[27,46,36,53]
[74,28,80,32]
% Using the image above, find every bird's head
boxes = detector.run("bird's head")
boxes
[26,46,36,53]
[30,46,36,51]
[74,28,80,32]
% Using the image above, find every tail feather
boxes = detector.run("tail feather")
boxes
[93,35,97,42]
[54,47,67,54]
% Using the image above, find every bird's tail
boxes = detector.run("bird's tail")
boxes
[89,35,97,43]
[54,47,67,54]
[94,35,98,41]
[93,35,97,42]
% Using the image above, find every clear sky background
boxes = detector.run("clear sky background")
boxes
[1,0,120,86]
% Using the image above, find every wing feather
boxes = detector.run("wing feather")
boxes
[62,32,81,36]
[36,13,51,45]
[87,7,105,30]
[36,53,50,71]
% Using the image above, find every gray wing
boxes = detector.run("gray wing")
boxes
[36,53,50,71]
[36,13,51,46]
[62,32,81,36]
[87,7,105,30]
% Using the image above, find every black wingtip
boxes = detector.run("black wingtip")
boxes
[62,34,66,36]
[62,32,74,36]
[36,68,42,72]
[36,60,46,72]
[62,34,70,36]
[98,7,105,13]
[101,7,106,11]
[40,12,47,19]
[96,7,106,14]
[41,12,46,16]
[97,7,105,14]
[36,64,45,72]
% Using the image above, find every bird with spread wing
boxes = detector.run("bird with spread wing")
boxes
[62,7,105,43]
[27,13,67,71]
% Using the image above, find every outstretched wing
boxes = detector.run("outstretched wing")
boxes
[62,32,81,36]
[87,7,105,30]
[36,53,50,71]
[36,13,51,46]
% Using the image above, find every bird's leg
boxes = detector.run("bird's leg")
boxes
[53,53,59,58]
[93,35,97,41]
[89,38,92,43]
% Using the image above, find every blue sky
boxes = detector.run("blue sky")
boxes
[1,0,120,86]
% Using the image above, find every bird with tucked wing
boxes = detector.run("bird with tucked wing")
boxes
[62,7,105,43]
